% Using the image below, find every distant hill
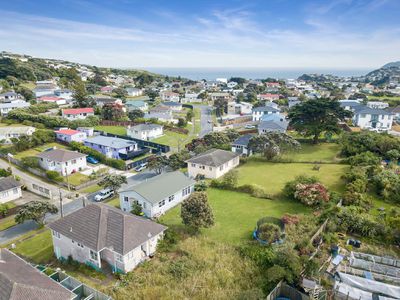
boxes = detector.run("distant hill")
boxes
[382,61,400,69]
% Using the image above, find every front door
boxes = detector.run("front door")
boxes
[55,246,61,259]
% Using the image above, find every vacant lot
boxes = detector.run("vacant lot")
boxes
[161,188,309,245]
[94,125,126,136]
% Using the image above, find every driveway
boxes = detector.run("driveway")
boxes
[194,105,213,137]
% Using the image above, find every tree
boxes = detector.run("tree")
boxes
[101,103,126,121]
[248,132,300,160]
[294,183,330,206]
[113,87,128,100]
[128,109,145,120]
[0,168,12,177]
[214,98,227,117]
[15,201,58,227]
[288,98,352,144]
[98,174,127,192]
[46,170,63,182]
[221,170,238,189]
[177,118,187,128]
[186,110,194,122]
[72,80,89,107]
[21,156,39,168]
[147,155,167,174]
[131,202,143,216]
[168,150,191,170]
[181,192,214,230]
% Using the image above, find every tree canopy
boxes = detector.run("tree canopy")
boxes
[181,192,214,230]
[15,201,58,227]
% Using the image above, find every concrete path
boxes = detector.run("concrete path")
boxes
[194,105,213,137]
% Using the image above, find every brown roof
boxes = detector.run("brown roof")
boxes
[37,149,86,162]
[0,249,74,300]
[48,203,167,255]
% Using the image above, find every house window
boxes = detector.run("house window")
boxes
[90,250,98,261]
[115,253,123,262]
[72,159,76,164]
[143,202,147,209]
[182,187,191,197]
[209,167,212,171]
[52,230,61,239]
[168,195,174,202]
[159,200,165,207]
[219,166,223,171]
[124,196,129,202]
[191,163,196,167]
[77,243,84,248]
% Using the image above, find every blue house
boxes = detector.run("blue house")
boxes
[84,136,139,160]
[126,100,148,112]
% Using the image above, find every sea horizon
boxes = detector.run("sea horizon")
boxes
[142,67,373,81]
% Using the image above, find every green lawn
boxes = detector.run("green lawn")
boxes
[161,188,310,245]
[14,142,68,160]
[94,125,126,136]
[68,172,90,186]
[8,229,54,264]
[237,161,348,196]
[0,215,17,231]
[153,131,192,150]
[81,184,102,194]
[105,196,120,208]
[280,143,342,162]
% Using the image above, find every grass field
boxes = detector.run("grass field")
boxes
[280,143,341,162]
[0,215,17,231]
[68,172,90,186]
[94,125,126,136]
[80,184,102,194]
[237,161,348,196]
[161,188,310,245]
[13,142,68,160]
[153,131,192,149]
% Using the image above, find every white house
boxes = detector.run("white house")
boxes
[126,100,148,112]
[37,96,67,105]
[48,203,167,274]
[161,101,183,111]
[181,93,199,103]
[186,149,240,179]
[352,106,393,132]
[37,148,87,176]
[0,177,22,204]
[160,91,180,102]
[0,101,30,116]
[258,114,289,134]
[54,89,73,100]
[366,101,389,109]
[61,108,94,120]
[55,129,88,143]
[127,124,163,140]
[119,171,195,218]
[0,126,35,144]
[227,102,253,115]
[231,134,254,156]
[125,87,143,97]
[0,91,24,102]
[252,104,280,121]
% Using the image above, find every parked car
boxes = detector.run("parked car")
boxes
[94,189,114,202]
[134,163,148,172]
[245,124,256,129]
[86,156,99,164]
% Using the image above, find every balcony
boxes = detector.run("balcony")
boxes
[118,147,150,160]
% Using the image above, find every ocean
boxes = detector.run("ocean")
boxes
[144,67,372,81]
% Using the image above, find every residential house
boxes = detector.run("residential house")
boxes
[149,105,173,114]
[265,82,281,92]
[37,96,67,105]
[181,93,199,103]
[0,177,22,204]
[367,101,389,109]
[76,127,94,137]
[61,108,94,120]
[0,126,35,144]
[258,114,289,134]
[209,92,231,102]
[55,129,88,143]
[48,203,167,273]
[161,101,182,111]
[0,248,75,300]
[227,102,253,115]
[227,81,238,88]
[119,171,195,218]
[84,135,138,159]
[33,82,58,97]
[257,93,280,102]
[231,134,254,156]
[127,124,163,140]
[100,86,114,94]
[288,97,301,108]
[186,149,240,179]
[0,91,24,102]
[125,87,143,97]
[352,106,393,132]
[126,100,148,112]
[160,91,180,102]
[92,96,122,108]
[0,101,30,116]
[389,105,400,121]
[252,104,280,121]
[54,89,73,100]
[339,99,362,111]
[143,112,177,124]
[37,148,87,176]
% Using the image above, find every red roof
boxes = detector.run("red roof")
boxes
[38,96,63,101]
[62,108,94,115]
[55,129,81,136]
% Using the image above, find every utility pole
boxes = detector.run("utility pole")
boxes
[64,168,70,191]
[83,196,87,208]
[59,188,64,218]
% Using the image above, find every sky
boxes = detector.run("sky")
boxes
[0,0,399,69]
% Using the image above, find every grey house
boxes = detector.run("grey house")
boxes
[231,134,254,156]
[119,171,195,218]
[49,203,167,274]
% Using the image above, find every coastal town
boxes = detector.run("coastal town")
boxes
[0,51,399,299]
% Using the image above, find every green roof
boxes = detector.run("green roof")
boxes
[120,171,195,205]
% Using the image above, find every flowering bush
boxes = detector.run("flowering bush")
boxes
[294,183,330,206]
[281,214,300,225]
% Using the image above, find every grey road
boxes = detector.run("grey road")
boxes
[194,105,213,137]
[0,170,160,245]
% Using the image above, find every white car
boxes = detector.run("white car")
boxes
[245,124,256,129]
[94,189,114,202]
[134,163,148,172]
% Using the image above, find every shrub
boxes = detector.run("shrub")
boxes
[257,223,282,244]
[0,203,9,217]
[221,170,238,189]
[0,168,12,177]
[294,183,330,206]
[237,184,270,199]
[21,156,39,168]
[194,181,207,191]
[46,170,63,182]
[347,151,381,166]
[283,175,318,199]
[281,214,300,225]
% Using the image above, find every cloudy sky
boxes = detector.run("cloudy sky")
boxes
[1,0,399,69]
